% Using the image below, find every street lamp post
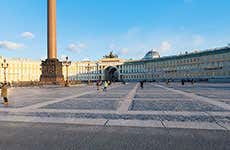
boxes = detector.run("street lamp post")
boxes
[62,56,71,87]
[1,59,9,84]
[96,62,99,80]
[85,63,93,85]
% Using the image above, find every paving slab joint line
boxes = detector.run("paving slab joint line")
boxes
[215,122,229,131]
[18,91,96,111]
[117,83,139,114]
[160,112,167,129]
[0,115,228,130]
[204,111,229,131]
[154,83,230,111]
[17,83,127,113]
[160,120,167,129]
[104,119,110,127]
[16,84,124,112]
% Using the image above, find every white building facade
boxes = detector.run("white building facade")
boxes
[1,46,230,83]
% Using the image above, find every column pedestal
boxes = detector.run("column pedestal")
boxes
[40,59,64,85]
[40,0,64,85]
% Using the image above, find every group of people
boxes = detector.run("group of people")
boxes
[0,83,8,106]
[181,79,194,85]
[96,80,112,92]
[164,79,195,85]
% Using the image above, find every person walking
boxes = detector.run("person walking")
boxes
[96,80,100,91]
[181,79,185,85]
[1,83,8,106]
[166,79,169,85]
[103,81,108,92]
[191,79,194,85]
[140,81,144,89]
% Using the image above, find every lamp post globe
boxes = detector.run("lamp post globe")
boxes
[1,59,9,84]
[62,56,71,87]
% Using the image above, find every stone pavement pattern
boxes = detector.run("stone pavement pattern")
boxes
[0,122,229,150]
[0,82,230,131]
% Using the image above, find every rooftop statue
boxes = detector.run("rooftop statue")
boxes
[104,51,118,58]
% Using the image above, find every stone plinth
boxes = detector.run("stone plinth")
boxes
[40,59,64,85]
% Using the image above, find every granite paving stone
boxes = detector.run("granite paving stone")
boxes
[1,86,97,108]
[134,94,188,99]
[220,101,230,105]
[163,83,230,102]
[43,99,121,110]
[130,100,227,112]
[2,111,230,123]
[78,93,126,98]
[0,82,230,130]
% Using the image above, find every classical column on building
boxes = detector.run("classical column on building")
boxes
[40,0,64,84]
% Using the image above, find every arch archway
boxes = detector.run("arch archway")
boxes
[104,66,119,82]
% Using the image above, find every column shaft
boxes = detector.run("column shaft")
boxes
[48,0,57,59]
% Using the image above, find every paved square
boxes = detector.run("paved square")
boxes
[0,82,230,131]
[43,99,120,110]
[0,85,95,108]
[165,83,230,101]
[130,100,226,111]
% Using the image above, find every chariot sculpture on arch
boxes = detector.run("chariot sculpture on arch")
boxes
[104,51,118,58]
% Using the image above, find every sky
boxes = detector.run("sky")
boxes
[0,0,230,61]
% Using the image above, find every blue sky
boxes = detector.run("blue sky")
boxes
[0,0,230,61]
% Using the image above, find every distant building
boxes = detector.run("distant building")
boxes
[142,50,160,60]
[121,46,230,82]
[74,52,126,82]
[0,57,41,82]
[1,46,230,83]
[70,47,230,82]
[0,57,77,83]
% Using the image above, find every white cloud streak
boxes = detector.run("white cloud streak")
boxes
[21,32,35,39]
[66,42,86,53]
[120,48,129,55]
[0,41,24,50]
[159,41,172,51]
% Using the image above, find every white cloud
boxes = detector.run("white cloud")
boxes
[159,41,172,51]
[82,57,90,61]
[193,35,204,46]
[66,42,86,53]
[21,32,35,39]
[119,48,129,55]
[0,41,24,50]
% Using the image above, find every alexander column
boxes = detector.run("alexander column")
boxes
[40,0,64,84]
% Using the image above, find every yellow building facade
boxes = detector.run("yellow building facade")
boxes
[1,52,126,83]
[0,56,78,83]
[0,56,41,83]
[1,46,229,84]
